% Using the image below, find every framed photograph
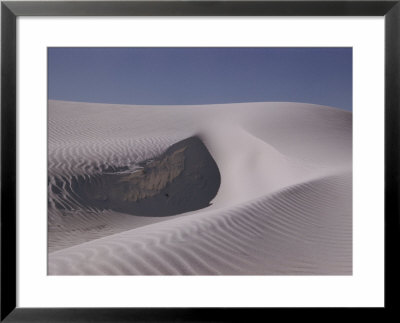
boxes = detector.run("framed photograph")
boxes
[1,0,399,321]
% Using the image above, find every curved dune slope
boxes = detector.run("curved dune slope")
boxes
[53,136,220,217]
[48,101,352,274]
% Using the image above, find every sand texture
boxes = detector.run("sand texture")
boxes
[48,101,352,275]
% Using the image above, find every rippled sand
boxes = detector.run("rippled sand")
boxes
[48,100,352,275]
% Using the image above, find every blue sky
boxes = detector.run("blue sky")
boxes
[48,47,352,111]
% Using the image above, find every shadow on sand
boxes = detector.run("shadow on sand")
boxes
[53,136,221,217]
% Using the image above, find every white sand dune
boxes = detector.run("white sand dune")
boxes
[48,100,352,275]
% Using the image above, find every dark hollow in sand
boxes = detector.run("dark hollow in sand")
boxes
[59,136,221,216]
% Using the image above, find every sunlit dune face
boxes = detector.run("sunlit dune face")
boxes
[47,101,352,275]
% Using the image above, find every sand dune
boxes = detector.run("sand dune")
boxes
[48,100,352,274]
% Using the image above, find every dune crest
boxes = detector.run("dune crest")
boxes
[48,100,352,274]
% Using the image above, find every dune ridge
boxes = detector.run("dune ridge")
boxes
[48,100,352,274]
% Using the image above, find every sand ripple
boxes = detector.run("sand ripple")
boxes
[48,100,352,275]
[49,171,351,275]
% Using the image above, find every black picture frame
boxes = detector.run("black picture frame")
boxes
[1,1,399,321]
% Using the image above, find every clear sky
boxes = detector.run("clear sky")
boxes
[48,47,352,111]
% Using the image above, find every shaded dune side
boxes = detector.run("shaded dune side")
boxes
[51,136,221,217]
[49,171,352,275]
[47,135,182,218]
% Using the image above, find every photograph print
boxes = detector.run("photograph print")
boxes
[48,47,352,275]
